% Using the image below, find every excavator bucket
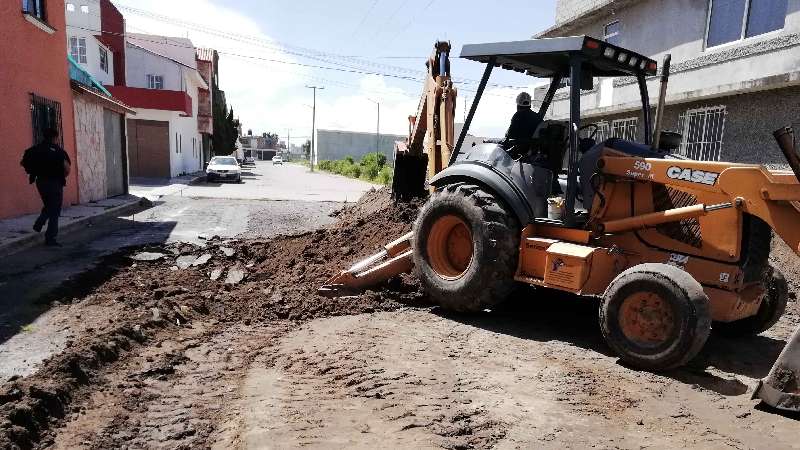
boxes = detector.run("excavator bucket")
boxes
[753,324,800,412]
[319,232,414,296]
[391,148,428,200]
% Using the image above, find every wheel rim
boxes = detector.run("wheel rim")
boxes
[618,292,675,348]
[426,214,474,279]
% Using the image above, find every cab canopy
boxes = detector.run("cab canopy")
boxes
[460,36,657,79]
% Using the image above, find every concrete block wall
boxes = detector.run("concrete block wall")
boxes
[315,130,406,164]
[555,0,614,24]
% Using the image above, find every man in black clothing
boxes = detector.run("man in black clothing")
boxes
[505,92,543,146]
[21,128,71,247]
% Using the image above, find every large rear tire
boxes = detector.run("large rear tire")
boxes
[714,266,789,337]
[599,263,712,371]
[412,183,519,312]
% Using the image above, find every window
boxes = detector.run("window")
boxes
[66,3,75,12]
[80,4,89,13]
[69,37,87,64]
[22,0,46,20]
[147,74,164,90]
[706,0,788,47]
[677,106,727,161]
[30,94,63,146]
[99,47,108,73]
[603,20,621,45]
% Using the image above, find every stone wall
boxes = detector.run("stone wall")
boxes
[73,95,108,202]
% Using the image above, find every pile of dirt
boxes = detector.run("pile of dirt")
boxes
[0,188,426,449]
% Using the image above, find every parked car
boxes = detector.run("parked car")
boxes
[272,155,283,165]
[206,156,242,183]
[244,156,256,166]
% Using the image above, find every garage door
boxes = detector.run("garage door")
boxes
[127,119,170,178]
[104,110,126,196]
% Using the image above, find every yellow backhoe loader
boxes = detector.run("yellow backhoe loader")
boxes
[322,36,800,410]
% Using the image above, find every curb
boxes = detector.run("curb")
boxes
[0,198,147,256]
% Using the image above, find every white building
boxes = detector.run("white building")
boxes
[108,34,208,178]
[65,0,114,86]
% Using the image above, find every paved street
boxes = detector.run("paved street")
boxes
[132,161,379,203]
[0,161,377,378]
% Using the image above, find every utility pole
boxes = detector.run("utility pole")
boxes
[306,86,324,172]
[368,98,380,163]
[286,128,290,160]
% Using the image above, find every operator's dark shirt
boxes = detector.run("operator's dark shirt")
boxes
[26,142,70,183]
[505,107,543,142]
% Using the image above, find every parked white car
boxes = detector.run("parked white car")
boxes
[206,156,242,183]
[272,155,283,165]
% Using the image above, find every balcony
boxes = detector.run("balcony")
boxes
[105,85,192,116]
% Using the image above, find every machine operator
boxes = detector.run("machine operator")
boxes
[504,92,542,147]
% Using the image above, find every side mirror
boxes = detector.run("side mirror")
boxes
[657,131,681,151]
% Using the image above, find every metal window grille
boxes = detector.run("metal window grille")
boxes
[677,106,727,161]
[29,94,63,146]
[588,120,611,142]
[612,117,639,141]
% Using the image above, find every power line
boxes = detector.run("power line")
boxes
[114,3,528,89]
[351,0,380,37]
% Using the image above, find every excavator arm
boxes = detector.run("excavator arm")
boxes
[391,41,457,200]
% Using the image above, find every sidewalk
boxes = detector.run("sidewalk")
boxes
[129,172,205,200]
[0,194,145,256]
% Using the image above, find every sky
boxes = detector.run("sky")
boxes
[113,0,558,145]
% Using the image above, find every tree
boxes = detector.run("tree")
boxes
[302,139,311,159]
[211,53,240,156]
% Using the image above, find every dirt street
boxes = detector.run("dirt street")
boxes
[1,187,799,449]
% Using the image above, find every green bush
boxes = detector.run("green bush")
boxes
[316,154,393,184]
[345,164,362,178]
[376,166,393,185]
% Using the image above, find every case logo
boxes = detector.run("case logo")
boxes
[667,166,719,186]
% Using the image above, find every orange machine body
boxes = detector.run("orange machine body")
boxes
[515,148,800,323]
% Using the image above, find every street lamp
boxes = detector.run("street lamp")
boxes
[305,86,324,172]
[367,98,380,166]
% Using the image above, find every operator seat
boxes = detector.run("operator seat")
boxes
[579,138,665,210]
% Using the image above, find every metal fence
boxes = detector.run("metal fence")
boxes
[29,93,63,147]
[592,117,638,142]
[676,106,727,161]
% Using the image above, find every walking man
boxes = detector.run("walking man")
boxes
[21,128,71,247]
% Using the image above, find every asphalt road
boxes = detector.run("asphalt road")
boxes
[0,161,376,379]
[132,161,380,203]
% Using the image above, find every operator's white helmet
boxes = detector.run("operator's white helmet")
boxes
[516,92,532,107]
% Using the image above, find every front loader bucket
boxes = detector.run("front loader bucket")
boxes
[753,324,800,412]
[392,152,429,201]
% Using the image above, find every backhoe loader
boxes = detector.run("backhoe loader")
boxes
[322,36,800,408]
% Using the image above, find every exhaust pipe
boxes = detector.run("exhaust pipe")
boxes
[774,127,800,183]
[652,54,672,151]
[753,324,800,412]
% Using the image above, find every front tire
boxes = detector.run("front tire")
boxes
[412,183,519,313]
[599,263,712,371]
[714,266,789,337]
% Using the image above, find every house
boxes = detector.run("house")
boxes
[535,0,800,164]
[195,48,217,166]
[66,0,133,202]
[0,0,79,220]
[106,34,208,178]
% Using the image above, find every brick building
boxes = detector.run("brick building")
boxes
[0,0,79,219]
